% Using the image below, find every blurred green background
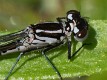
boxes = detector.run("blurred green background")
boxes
[0,0,107,80]
[0,0,107,31]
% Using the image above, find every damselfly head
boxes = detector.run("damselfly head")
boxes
[73,18,88,42]
[64,10,81,38]
[65,10,88,42]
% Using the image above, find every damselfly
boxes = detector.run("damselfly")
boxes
[0,10,89,80]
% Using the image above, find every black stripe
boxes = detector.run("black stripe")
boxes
[35,38,45,42]
[31,23,63,31]
[36,32,64,40]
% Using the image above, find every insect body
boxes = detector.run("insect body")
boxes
[0,10,88,80]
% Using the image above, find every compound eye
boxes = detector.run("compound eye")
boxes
[74,28,88,42]
[77,28,87,38]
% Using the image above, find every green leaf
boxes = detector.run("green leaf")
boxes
[0,20,107,80]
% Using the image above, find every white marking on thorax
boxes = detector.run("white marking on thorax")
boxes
[35,35,58,44]
[36,29,62,33]
[74,27,79,33]
[68,14,73,20]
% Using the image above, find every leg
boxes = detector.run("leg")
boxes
[70,43,90,59]
[67,41,72,59]
[42,42,63,80]
[5,52,24,80]
[57,17,66,23]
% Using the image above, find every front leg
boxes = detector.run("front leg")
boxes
[67,41,72,59]
[69,43,90,59]
[42,42,63,80]
[57,17,66,23]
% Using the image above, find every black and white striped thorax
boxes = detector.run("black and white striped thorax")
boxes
[30,23,66,44]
